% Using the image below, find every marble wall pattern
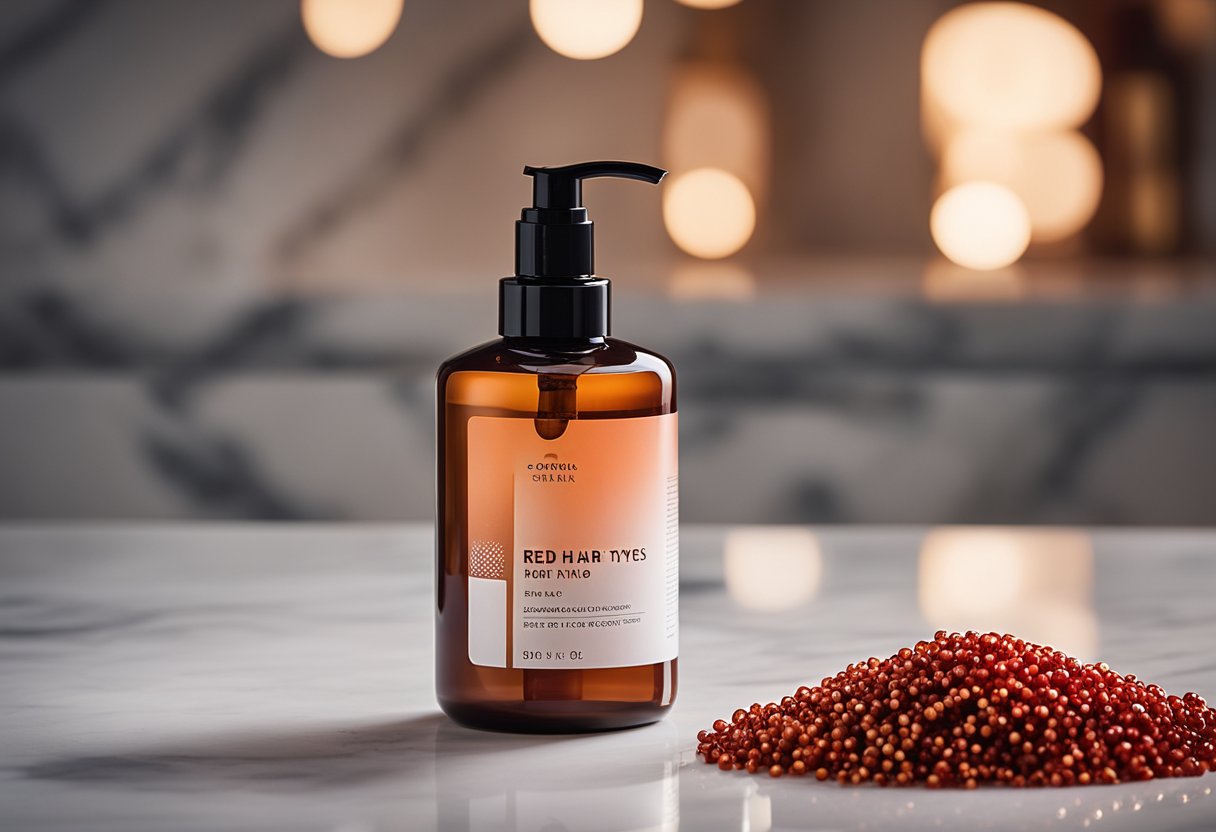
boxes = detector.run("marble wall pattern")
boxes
[0,0,685,290]
[2,276,1215,524]
[1,2,1214,524]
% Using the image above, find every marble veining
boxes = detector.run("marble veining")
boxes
[2,523,1216,830]
[2,282,1216,525]
[2,2,1215,527]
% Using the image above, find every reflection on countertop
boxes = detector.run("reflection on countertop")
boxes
[2,523,1216,830]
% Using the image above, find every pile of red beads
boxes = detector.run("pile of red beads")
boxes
[698,631,1216,788]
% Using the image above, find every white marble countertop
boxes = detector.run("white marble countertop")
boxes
[2,524,1216,831]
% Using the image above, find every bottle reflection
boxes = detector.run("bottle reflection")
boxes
[742,789,772,832]
[676,773,770,832]
[434,720,679,831]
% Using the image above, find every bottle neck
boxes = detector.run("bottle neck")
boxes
[498,276,610,339]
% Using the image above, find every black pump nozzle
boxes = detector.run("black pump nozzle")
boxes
[523,161,667,210]
[503,160,666,339]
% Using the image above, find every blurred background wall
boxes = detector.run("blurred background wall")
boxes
[1,0,1214,524]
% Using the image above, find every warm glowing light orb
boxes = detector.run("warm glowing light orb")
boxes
[942,129,1104,243]
[530,0,643,60]
[301,0,403,59]
[923,2,1101,130]
[676,0,744,8]
[663,168,756,259]
[931,182,1031,270]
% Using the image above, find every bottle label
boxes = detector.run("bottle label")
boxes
[466,412,678,669]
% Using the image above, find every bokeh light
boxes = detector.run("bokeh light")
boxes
[1109,74,1182,254]
[923,2,1101,131]
[301,0,403,59]
[1013,130,1103,243]
[724,527,822,612]
[663,168,756,259]
[930,182,1031,270]
[1158,0,1216,53]
[530,0,643,60]
[943,129,1104,243]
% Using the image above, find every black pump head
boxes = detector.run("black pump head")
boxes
[502,160,666,339]
[514,161,667,280]
[524,161,667,210]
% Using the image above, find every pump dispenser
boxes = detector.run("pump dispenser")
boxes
[436,161,678,733]
[501,161,666,338]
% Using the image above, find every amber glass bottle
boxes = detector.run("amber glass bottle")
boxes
[435,162,678,732]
